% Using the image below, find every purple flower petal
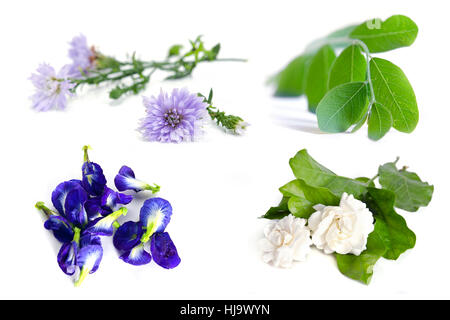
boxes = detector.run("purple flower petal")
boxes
[119,244,152,266]
[44,215,74,243]
[51,181,87,217]
[139,198,172,240]
[101,187,133,210]
[57,241,78,275]
[150,232,181,269]
[85,207,127,236]
[82,161,107,197]
[113,221,144,251]
[64,188,88,227]
[75,244,103,287]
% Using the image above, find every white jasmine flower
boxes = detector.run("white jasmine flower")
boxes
[260,215,312,268]
[308,193,374,255]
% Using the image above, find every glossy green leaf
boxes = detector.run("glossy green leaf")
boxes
[274,55,311,97]
[328,45,367,89]
[262,197,290,220]
[350,15,418,53]
[296,179,340,206]
[287,196,315,219]
[279,180,305,198]
[336,226,386,284]
[370,58,418,133]
[305,45,336,112]
[378,162,434,212]
[365,188,416,260]
[289,149,367,198]
[368,103,393,140]
[316,82,369,133]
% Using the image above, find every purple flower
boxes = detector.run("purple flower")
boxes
[119,243,152,266]
[114,165,160,193]
[29,63,75,111]
[150,232,181,269]
[139,88,208,143]
[57,241,78,275]
[68,34,95,76]
[113,221,144,251]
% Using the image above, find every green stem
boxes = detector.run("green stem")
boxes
[74,267,89,287]
[82,145,90,162]
[35,201,57,216]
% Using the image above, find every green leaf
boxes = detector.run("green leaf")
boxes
[296,179,340,206]
[168,44,183,57]
[378,162,434,212]
[336,226,386,285]
[279,180,305,198]
[367,102,393,140]
[262,197,291,219]
[305,45,336,112]
[350,15,418,53]
[287,196,315,219]
[328,44,367,89]
[365,188,416,260]
[274,55,311,97]
[316,82,369,133]
[289,149,368,198]
[370,58,419,133]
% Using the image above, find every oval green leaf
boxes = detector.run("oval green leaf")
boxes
[370,58,418,133]
[305,45,336,112]
[368,102,392,140]
[274,55,311,97]
[328,44,367,89]
[316,82,368,133]
[350,15,418,53]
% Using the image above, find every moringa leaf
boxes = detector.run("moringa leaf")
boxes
[262,197,290,220]
[370,58,419,133]
[274,55,311,97]
[316,82,369,133]
[365,188,416,260]
[378,162,434,212]
[287,196,315,219]
[368,102,393,141]
[328,44,367,89]
[350,15,418,53]
[289,149,368,198]
[336,225,386,285]
[305,45,336,112]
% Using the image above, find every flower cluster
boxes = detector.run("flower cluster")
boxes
[261,193,374,268]
[29,34,245,111]
[35,146,176,286]
[140,88,249,143]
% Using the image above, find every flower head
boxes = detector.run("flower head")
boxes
[139,88,208,143]
[82,146,107,196]
[114,165,160,193]
[234,120,250,135]
[29,63,75,111]
[260,215,312,268]
[308,193,374,255]
[68,34,96,76]
[150,232,181,269]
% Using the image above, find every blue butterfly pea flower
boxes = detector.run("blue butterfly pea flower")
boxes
[64,188,88,228]
[150,232,181,269]
[139,197,172,243]
[113,221,144,251]
[119,243,152,266]
[81,146,107,197]
[101,187,133,211]
[44,215,74,243]
[85,207,128,236]
[75,244,103,287]
[51,180,87,217]
[57,240,78,275]
[114,165,160,193]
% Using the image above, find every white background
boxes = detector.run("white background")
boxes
[0,0,449,299]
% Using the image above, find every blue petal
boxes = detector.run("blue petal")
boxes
[101,187,133,210]
[139,197,172,236]
[150,232,181,269]
[82,161,107,196]
[57,241,78,275]
[119,243,152,266]
[114,165,150,192]
[64,188,88,227]
[85,207,127,236]
[44,216,74,243]
[113,221,144,251]
[51,181,86,217]
[80,232,102,248]
[84,197,113,219]
[76,244,103,274]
